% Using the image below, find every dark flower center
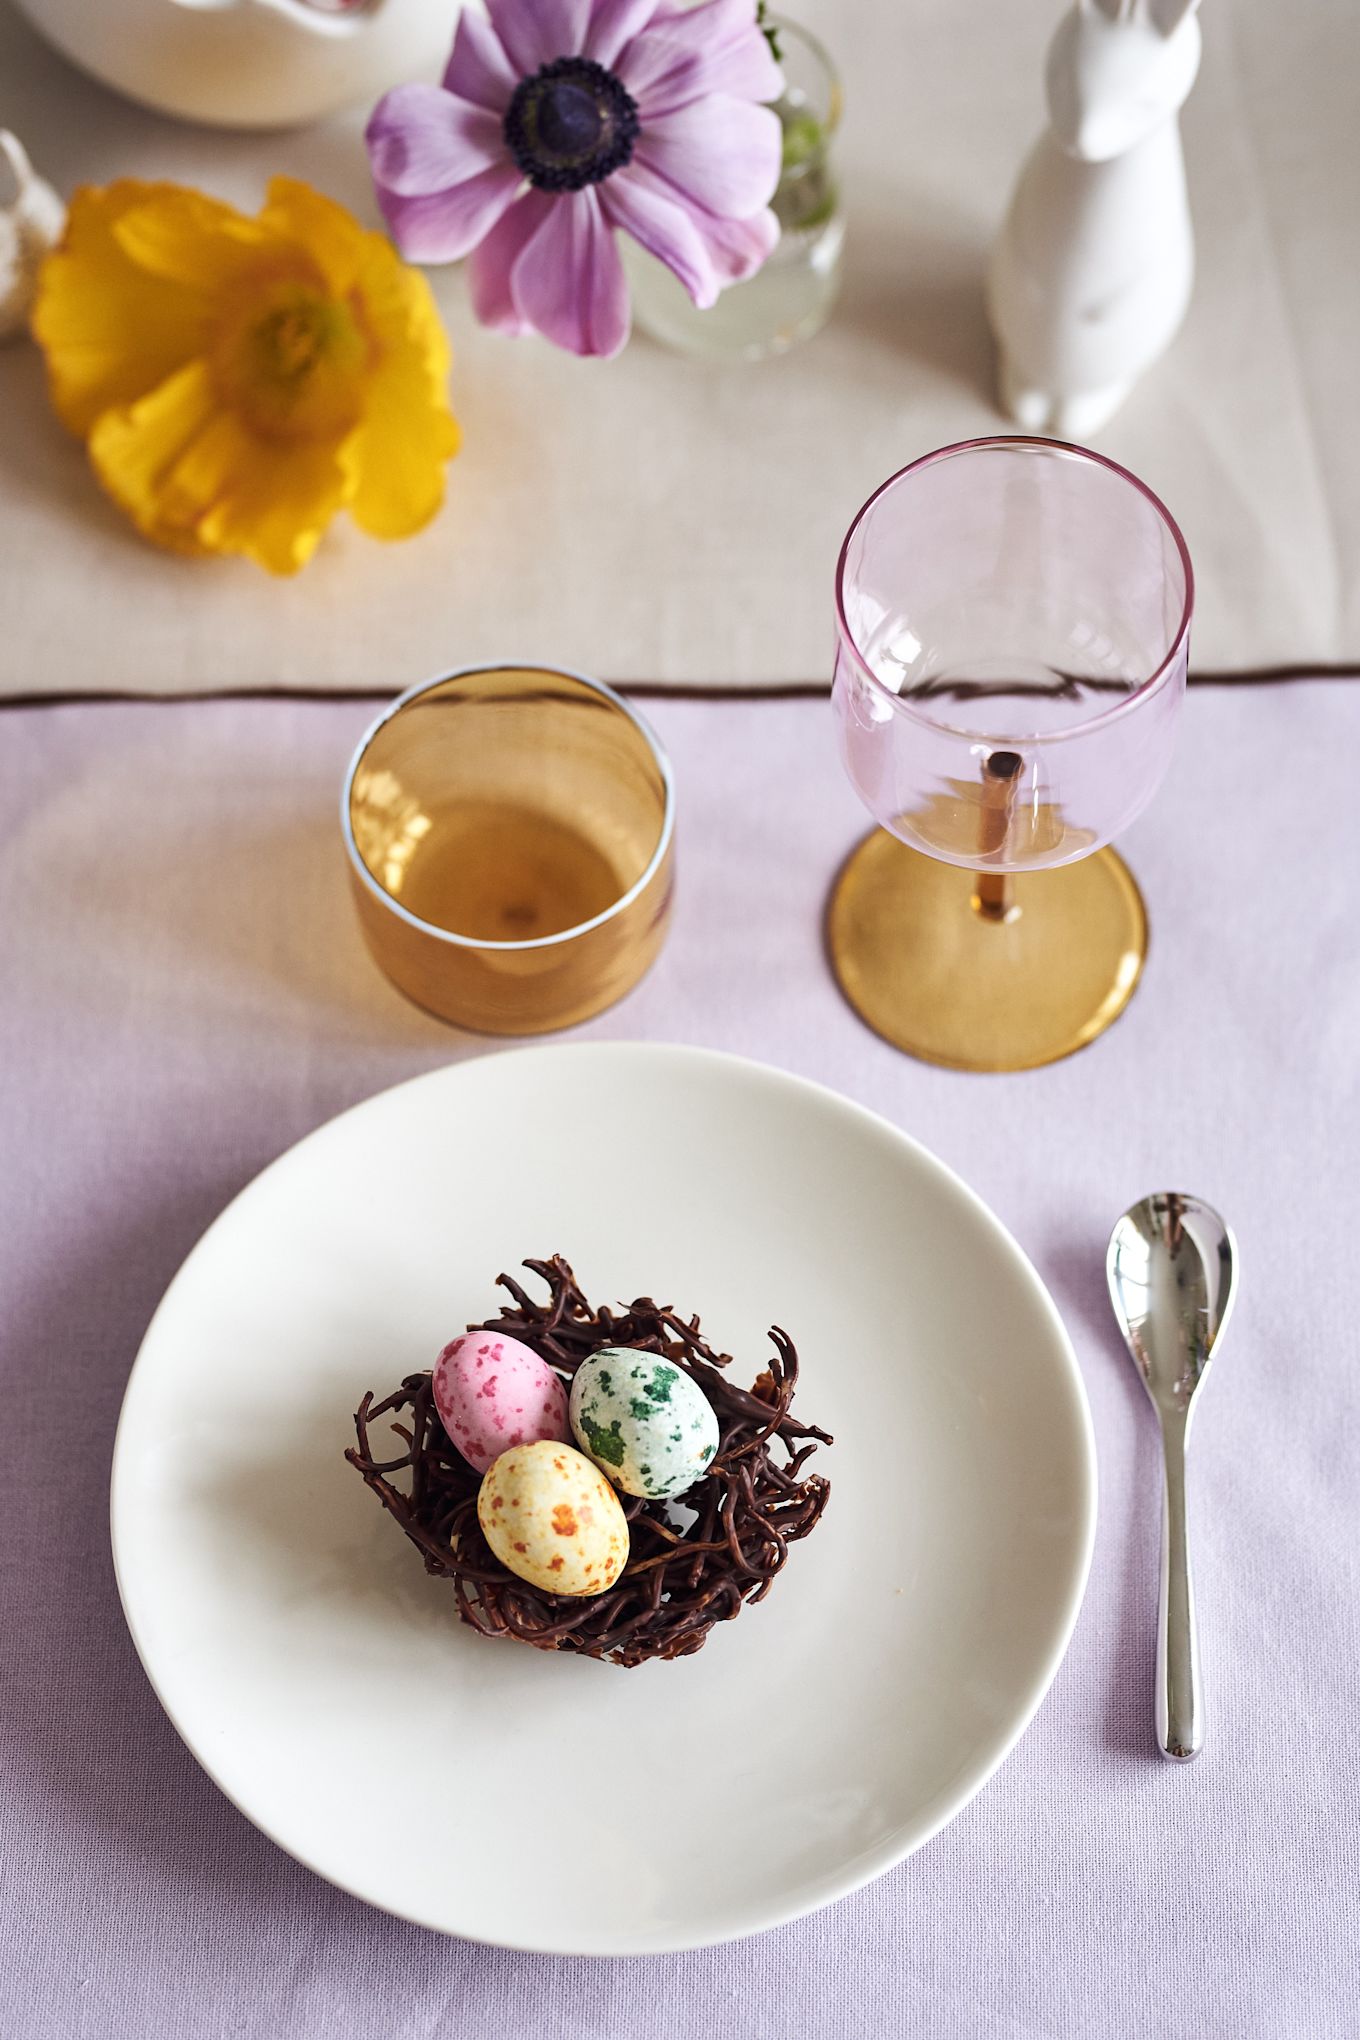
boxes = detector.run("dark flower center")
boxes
[503,57,640,193]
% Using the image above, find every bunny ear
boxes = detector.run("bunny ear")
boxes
[1078,0,1200,28]
[1143,0,1201,31]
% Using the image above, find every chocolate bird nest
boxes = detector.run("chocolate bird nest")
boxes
[346,1255,832,1668]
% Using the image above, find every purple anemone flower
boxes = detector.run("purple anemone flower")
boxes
[366,0,783,357]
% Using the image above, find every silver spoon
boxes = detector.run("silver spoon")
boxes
[1106,1193,1238,1762]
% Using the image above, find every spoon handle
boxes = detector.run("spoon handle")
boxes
[1157,1418,1203,1761]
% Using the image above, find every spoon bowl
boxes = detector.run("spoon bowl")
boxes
[1108,1192,1237,1420]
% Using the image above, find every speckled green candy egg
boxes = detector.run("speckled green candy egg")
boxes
[569,1347,720,1499]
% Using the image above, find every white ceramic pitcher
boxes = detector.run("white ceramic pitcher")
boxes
[13,0,461,130]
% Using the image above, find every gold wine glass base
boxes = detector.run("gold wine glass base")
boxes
[827,830,1148,1072]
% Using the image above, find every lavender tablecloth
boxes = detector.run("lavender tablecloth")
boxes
[2,683,1357,2038]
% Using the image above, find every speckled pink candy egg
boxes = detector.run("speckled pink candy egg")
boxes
[432,1331,570,1473]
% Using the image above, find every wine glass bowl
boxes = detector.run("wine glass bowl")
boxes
[829,438,1193,1070]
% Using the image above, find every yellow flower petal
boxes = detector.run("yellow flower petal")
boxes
[91,360,353,575]
[188,423,353,576]
[342,238,460,540]
[33,182,214,436]
[113,186,284,294]
[87,359,220,556]
[261,177,368,297]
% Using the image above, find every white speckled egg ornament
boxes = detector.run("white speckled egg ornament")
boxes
[569,1347,720,1500]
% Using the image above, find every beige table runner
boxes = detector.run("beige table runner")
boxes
[1,0,1356,694]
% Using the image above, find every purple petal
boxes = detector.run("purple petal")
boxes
[483,0,549,73]
[650,0,756,25]
[621,8,782,114]
[443,9,519,113]
[644,0,767,53]
[375,162,522,264]
[366,86,504,197]
[511,189,630,357]
[601,164,719,307]
[534,0,596,54]
[623,0,782,115]
[634,96,780,219]
[685,200,779,284]
[468,191,556,333]
[583,0,661,68]
[484,0,589,73]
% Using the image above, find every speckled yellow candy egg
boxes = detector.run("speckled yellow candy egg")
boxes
[477,1441,629,1598]
[569,1346,720,1499]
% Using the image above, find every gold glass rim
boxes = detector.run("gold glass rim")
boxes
[341,663,676,954]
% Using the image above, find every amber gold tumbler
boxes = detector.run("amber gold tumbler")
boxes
[343,666,675,1033]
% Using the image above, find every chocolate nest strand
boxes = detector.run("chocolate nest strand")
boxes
[346,1255,832,1668]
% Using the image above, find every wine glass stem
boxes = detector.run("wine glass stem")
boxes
[973,750,1023,923]
[973,870,1015,921]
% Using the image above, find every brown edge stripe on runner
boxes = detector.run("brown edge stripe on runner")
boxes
[0,666,1357,710]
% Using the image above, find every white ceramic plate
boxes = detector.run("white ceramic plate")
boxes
[112,1044,1095,1955]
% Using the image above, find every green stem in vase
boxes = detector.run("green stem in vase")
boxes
[756,2,783,64]
[774,94,837,235]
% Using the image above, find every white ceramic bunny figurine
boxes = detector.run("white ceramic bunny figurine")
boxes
[0,131,65,343]
[987,0,1202,437]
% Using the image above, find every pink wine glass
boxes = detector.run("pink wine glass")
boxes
[829,437,1193,1070]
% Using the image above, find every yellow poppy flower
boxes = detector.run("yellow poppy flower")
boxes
[32,177,460,575]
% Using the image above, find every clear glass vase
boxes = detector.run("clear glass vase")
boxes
[624,15,843,363]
